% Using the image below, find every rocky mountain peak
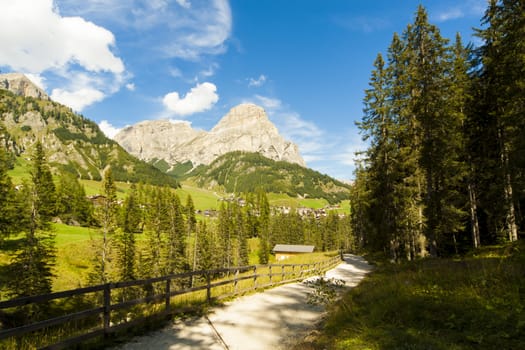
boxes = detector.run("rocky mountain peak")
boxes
[114,103,306,169]
[0,73,49,100]
[213,103,268,127]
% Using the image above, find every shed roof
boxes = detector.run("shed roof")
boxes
[272,244,315,253]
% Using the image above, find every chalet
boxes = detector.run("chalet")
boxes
[272,244,315,261]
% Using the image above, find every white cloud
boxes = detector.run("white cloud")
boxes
[432,1,487,23]
[126,83,135,91]
[199,63,219,78]
[254,95,282,110]
[25,74,47,90]
[0,0,123,74]
[176,0,191,9]
[436,8,464,22]
[248,74,267,87]
[59,0,232,59]
[334,15,390,33]
[98,120,122,139]
[279,112,324,140]
[0,0,126,111]
[51,87,105,111]
[169,67,183,79]
[163,82,219,116]
[158,0,232,60]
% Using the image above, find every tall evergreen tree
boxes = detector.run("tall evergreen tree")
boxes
[90,167,118,284]
[142,186,168,278]
[217,202,232,268]
[115,183,140,282]
[257,189,271,264]
[0,144,16,240]
[164,190,187,275]
[185,194,197,237]
[8,142,56,298]
[471,0,524,242]
[55,172,93,226]
[405,6,468,255]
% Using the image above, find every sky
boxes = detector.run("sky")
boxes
[0,0,487,181]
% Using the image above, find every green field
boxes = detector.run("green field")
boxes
[0,223,337,295]
[299,243,525,350]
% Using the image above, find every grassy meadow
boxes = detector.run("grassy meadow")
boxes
[298,242,525,350]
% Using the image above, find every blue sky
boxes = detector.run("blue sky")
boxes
[0,0,486,181]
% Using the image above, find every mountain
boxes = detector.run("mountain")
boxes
[188,151,351,204]
[0,73,49,101]
[0,73,178,187]
[114,103,306,170]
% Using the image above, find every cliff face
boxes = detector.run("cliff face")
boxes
[0,73,49,100]
[114,103,306,168]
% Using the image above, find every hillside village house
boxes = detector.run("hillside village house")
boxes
[272,244,315,261]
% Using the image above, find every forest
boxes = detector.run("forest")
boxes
[351,2,524,260]
[0,141,351,300]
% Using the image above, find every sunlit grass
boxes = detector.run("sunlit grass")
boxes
[304,242,525,350]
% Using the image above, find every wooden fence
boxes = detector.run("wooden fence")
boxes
[0,255,341,350]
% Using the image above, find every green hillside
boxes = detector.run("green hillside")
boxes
[0,89,178,188]
[187,151,351,204]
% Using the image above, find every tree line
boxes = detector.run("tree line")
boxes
[0,141,352,300]
[351,1,524,260]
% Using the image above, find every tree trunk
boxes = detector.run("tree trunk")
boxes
[468,178,481,248]
[498,128,518,242]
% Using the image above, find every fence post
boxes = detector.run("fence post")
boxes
[206,271,211,304]
[281,265,285,281]
[234,269,239,294]
[165,278,171,314]
[253,265,257,291]
[103,283,111,337]
[269,265,272,285]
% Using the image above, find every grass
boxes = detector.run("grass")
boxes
[6,156,31,183]
[1,223,338,295]
[176,183,222,210]
[301,242,525,350]
[7,158,347,212]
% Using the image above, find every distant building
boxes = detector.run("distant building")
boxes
[272,244,315,261]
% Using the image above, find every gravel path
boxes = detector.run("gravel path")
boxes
[114,254,372,350]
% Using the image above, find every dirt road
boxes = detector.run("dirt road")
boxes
[114,254,372,350]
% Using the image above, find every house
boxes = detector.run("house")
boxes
[272,244,315,261]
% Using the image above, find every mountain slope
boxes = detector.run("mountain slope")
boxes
[114,103,305,168]
[0,74,178,187]
[188,151,350,204]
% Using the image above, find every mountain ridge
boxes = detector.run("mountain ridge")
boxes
[187,151,350,204]
[114,103,306,170]
[0,73,179,187]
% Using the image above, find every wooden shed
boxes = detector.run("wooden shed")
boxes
[272,244,315,261]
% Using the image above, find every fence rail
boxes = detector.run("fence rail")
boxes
[0,255,341,350]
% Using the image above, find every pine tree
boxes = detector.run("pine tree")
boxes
[90,167,118,284]
[358,52,398,255]
[115,183,140,282]
[8,143,56,299]
[164,190,187,275]
[30,142,57,230]
[0,144,16,240]
[55,172,93,226]
[185,194,197,237]
[143,186,168,278]
[405,6,468,255]
[235,203,249,266]
[471,0,524,242]
[257,189,271,264]
[217,202,232,268]
[196,221,219,272]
